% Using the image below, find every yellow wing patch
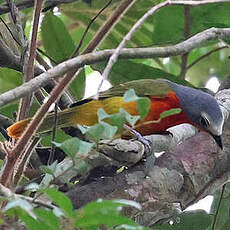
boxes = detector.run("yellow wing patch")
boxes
[68,97,138,127]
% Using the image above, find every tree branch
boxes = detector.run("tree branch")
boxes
[18,0,44,120]
[0,27,230,107]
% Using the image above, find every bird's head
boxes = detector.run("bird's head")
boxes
[169,82,224,149]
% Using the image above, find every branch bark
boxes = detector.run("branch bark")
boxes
[0,27,230,107]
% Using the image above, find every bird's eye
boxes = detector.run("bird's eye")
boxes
[200,115,210,128]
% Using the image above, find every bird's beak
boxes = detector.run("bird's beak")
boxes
[211,134,223,150]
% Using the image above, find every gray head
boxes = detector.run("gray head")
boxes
[169,81,224,149]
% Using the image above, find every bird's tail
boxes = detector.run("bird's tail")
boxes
[7,119,31,139]
[7,109,76,139]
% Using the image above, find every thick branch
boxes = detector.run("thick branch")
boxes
[0,27,230,107]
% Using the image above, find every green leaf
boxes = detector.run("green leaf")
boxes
[220,218,230,230]
[44,188,73,217]
[61,0,154,50]
[124,89,150,119]
[40,166,55,177]
[4,198,34,215]
[76,213,138,228]
[69,68,86,101]
[124,89,139,102]
[156,210,212,230]
[97,108,110,122]
[54,137,94,159]
[41,12,75,63]
[86,122,118,142]
[34,208,60,230]
[160,108,182,119]
[77,124,88,134]
[108,111,127,129]
[94,60,191,86]
[137,97,150,119]
[75,199,140,228]
[152,6,184,45]
[120,109,140,127]
[0,68,22,94]
[40,161,58,177]
[152,4,230,45]
[98,108,139,129]
[210,185,230,230]
[8,208,50,230]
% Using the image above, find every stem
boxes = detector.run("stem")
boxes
[18,0,44,120]
[74,0,114,56]
[179,6,190,79]
[186,46,228,70]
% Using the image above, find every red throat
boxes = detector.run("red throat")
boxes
[135,91,191,135]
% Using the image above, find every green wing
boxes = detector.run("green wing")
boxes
[70,79,173,108]
[99,78,173,98]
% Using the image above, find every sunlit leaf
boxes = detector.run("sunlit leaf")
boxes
[41,12,75,63]
[124,89,139,102]
[75,199,141,228]
[54,137,94,159]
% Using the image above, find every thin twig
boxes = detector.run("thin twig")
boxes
[48,103,58,165]
[13,137,41,186]
[73,0,114,56]
[186,46,228,70]
[179,6,190,79]
[0,16,20,45]
[18,0,44,120]
[5,0,17,24]
[37,48,58,65]
[0,183,55,210]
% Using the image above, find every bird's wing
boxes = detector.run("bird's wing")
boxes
[70,79,172,108]
[99,79,172,98]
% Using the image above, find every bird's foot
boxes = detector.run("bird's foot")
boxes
[123,124,152,156]
[123,124,156,174]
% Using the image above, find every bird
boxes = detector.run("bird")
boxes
[7,78,224,149]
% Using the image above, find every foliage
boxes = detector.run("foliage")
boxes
[0,0,229,229]
[5,188,148,230]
